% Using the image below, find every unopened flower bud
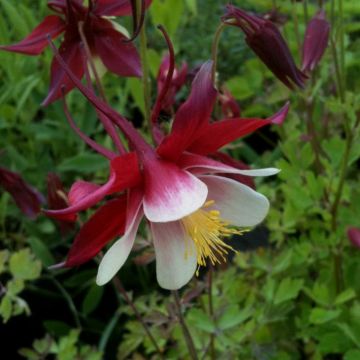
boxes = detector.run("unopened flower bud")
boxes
[302,10,330,73]
[347,227,360,248]
[223,5,307,89]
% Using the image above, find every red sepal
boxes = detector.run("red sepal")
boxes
[187,102,289,155]
[65,196,127,267]
[157,61,217,161]
[93,24,142,77]
[0,16,65,55]
[42,38,84,106]
[44,152,141,219]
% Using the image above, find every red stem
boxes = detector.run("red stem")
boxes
[47,38,153,158]
[151,25,175,126]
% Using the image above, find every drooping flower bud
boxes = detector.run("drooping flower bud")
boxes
[301,10,330,73]
[223,5,307,89]
[0,167,43,219]
[347,227,360,248]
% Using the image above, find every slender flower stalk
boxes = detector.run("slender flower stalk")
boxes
[137,0,152,137]
[172,290,198,360]
[208,267,215,360]
[111,276,163,356]
[211,22,226,83]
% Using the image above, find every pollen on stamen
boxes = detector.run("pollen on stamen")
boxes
[181,200,248,275]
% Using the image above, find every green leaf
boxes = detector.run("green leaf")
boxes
[58,153,108,173]
[185,0,197,15]
[218,306,252,330]
[63,270,96,288]
[345,349,360,360]
[18,348,39,360]
[226,76,254,101]
[334,288,356,305]
[187,308,216,333]
[28,236,55,267]
[82,284,104,316]
[7,279,25,296]
[150,0,184,39]
[0,0,30,38]
[337,323,360,347]
[272,249,293,274]
[9,249,41,280]
[0,295,12,323]
[43,320,72,337]
[273,278,303,305]
[309,308,341,324]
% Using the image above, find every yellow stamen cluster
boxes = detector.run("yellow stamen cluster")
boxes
[181,201,244,273]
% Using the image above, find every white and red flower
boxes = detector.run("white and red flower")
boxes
[45,57,289,290]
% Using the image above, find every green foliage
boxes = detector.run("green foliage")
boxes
[18,330,103,360]
[1,0,360,358]
[0,249,41,323]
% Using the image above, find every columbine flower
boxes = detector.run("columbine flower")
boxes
[0,166,43,219]
[157,54,188,112]
[301,10,330,73]
[45,56,289,290]
[222,5,307,89]
[0,0,151,105]
[347,228,360,248]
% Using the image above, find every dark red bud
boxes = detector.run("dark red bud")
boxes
[347,228,360,248]
[223,5,307,89]
[0,167,43,219]
[301,10,330,73]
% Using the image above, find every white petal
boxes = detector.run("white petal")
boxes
[96,189,143,286]
[200,175,270,227]
[143,159,208,223]
[179,152,280,176]
[151,221,197,290]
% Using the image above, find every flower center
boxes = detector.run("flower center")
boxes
[181,200,244,273]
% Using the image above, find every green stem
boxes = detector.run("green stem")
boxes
[291,0,302,57]
[330,127,353,294]
[112,277,163,357]
[303,0,309,25]
[338,0,346,90]
[137,0,152,138]
[211,22,226,85]
[45,274,81,328]
[172,290,199,360]
[330,38,345,103]
[304,97,323,173]
[208,268,215,360]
